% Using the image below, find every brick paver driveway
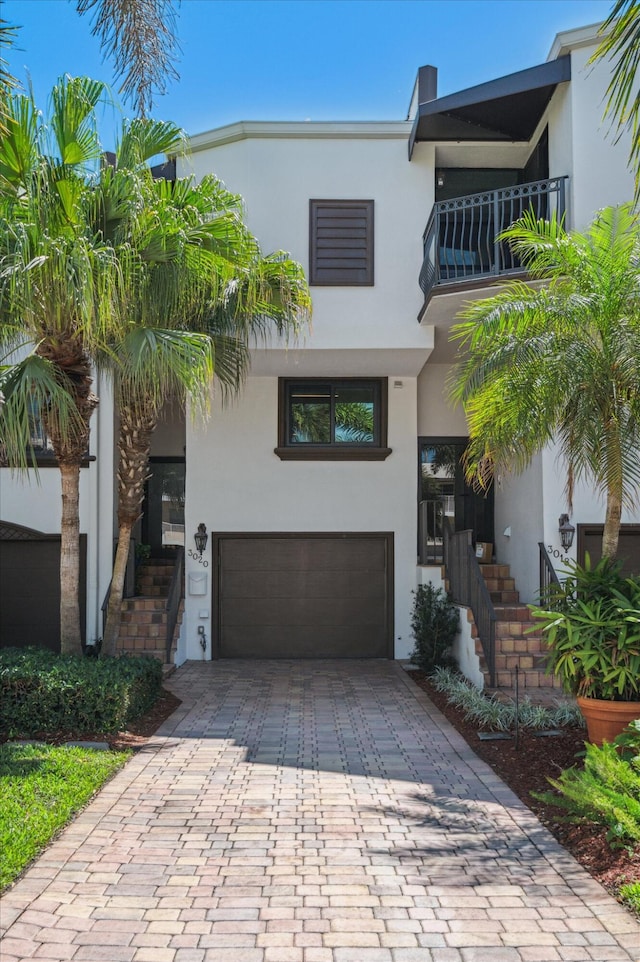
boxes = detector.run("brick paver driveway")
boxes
[2,660,639,962]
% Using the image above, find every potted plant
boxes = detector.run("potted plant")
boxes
[530,557,640,745]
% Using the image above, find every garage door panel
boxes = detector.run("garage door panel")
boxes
[221,595,387,628]
[221,626,389,659]
[216,534,392,658]
[0,536,87,652]
[221,568,386,600]
[222,538,385,571]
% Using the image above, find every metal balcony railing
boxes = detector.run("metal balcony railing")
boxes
[419,176,568,303]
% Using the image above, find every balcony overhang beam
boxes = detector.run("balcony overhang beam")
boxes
[409,55,571,158]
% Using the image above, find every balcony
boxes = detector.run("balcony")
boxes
[419,176,567,309]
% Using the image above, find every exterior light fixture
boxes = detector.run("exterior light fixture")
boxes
[194,523,208,556]
[558,514,575,552]
[436,171,445,189]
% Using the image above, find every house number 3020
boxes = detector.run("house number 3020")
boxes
[187,549,208,567]
[547,544,569,565]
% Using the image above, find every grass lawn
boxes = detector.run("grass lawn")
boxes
[0,742,131,891]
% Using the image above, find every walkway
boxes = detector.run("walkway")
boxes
[1,660,639,962]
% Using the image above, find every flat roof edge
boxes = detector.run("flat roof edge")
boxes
[548,21,606,60]
[188,120,412,152]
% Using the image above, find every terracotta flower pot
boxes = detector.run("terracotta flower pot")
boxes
[576,696,640,746]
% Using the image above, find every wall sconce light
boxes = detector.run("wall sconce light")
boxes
[194,523,208,556]
[436,171,445,189]
[558,513,575,552]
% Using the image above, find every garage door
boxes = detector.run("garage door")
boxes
[578,524,640,577]
[215,533,393,658]
[0,523,87,652]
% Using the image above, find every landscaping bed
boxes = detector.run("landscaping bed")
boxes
[409,669,640,912]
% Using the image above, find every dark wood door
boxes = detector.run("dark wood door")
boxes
[0,536,87,652]
[215,534,393,658]
[578,525,640,577]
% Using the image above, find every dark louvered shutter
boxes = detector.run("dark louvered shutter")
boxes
[309,200,374,286]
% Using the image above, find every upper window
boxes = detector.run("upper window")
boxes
[309,199,374,286]
[276,378,391,461]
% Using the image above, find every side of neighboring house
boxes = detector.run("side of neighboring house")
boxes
[1,21,638,679]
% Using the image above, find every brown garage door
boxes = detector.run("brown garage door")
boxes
[578,524,640,577]
[214,533,393,658]
[0,523,87,652]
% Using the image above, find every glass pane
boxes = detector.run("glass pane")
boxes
[289,385,331,443]
[334,384,375,443]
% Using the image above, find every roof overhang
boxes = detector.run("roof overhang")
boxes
[409,55,571,158]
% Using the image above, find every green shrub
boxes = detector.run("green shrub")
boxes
[0,648,163,736]
[533,723,640,852]
[619,881,640,914]
[429,665,585,731]
[530,556,640,701]
[409,584,459,673]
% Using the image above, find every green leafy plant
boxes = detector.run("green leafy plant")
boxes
[619,881,640,914]
[409,584,459,673]
[428,666,584,732]
[533,722,640,853]
[0,648,162,736]
[530,557,640,701]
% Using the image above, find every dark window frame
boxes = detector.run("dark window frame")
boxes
[275,377,391,461]
[309,199,374,287]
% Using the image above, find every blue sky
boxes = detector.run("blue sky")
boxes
[5,0,613,146]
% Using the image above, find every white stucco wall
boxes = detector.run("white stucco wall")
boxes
[493,455,544,604]
[179,128,433,355]
[568,44,635,228]
[417,363,468,437]
[182,375,419,662]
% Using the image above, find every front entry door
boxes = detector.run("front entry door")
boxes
[141,458,186,558]
[418,438,494,562]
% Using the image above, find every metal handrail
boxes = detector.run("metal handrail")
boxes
[446,529,497,686]
[420,176,568,302]
[165,546,185,664]
[418,498,449,564]
[538,542,560,605]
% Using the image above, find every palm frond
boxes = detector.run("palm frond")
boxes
[76,0,181,117]
[591,0,640,200]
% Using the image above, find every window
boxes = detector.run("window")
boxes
[276,378,391,460]
[309,200,374,286]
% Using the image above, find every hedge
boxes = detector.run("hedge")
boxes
[0,648,163,736]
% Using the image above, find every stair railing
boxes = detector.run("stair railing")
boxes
[538,542,560,605]
[445,529,497,687]
[165,546,185,664]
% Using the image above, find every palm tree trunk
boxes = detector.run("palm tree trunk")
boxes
[59,461,83,656]
[102,519,135,657]
[101,399,157,657]
[602,487,622,559]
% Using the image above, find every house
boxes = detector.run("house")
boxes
[1,22,638,687]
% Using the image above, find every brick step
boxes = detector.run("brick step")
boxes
[137,571,172,586]
[488,668,564,690]
[490,589,520,603]
[482,576,516,592]
[493,603,534,621]
[478,563,511,579]
[116,592,183,663]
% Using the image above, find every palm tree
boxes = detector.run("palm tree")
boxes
[0,20,19,137]
[448,205,640,560]
[0,76,137,655]
[100,152,311,657]
[591,1,640,201]
[76,0,180,117]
